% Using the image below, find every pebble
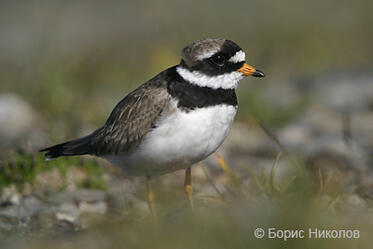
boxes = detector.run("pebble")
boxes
[79,201,107,214]
[73,189,107,203]
[0,93,41,146]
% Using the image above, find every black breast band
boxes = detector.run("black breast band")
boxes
[166,67,237,111]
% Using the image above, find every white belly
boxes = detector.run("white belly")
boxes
[106,103,237,176]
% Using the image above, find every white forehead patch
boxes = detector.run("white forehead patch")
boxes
[176,66,244,90]
[228,50,245,63]
[195,48,220,61]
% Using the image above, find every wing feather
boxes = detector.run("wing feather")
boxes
[90,80,171,155]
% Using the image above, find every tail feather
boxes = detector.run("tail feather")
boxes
[40,135,93,159]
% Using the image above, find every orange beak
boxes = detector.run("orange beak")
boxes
[238,63,265,77]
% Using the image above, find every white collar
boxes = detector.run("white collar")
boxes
[176,66,243,90]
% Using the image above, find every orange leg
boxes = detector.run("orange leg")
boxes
[184,167,194,210]
[146,176,158,219]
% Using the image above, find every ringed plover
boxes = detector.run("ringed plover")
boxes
[40,38,265,216]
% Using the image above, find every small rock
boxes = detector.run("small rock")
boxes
[73,189,106,203]
[0,185,21,206]
[0,196,43,221]
[56,212,76,223]
[65,167,89,191]
[79,201,107,214]
[20,196,44,218]
[0,93,41,145]
[35,208,56,229]
[57,202,80,221]
[34,168,64,191]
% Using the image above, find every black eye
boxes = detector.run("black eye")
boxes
[211,54,226,66]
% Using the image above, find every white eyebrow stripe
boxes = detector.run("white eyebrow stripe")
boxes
[195,49,220,61]
[228,50,245,63]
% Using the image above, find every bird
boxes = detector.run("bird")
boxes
[40,38,264,217]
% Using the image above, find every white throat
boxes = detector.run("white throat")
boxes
[176,66,244,90]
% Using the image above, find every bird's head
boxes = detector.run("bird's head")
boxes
[177,38,264,89]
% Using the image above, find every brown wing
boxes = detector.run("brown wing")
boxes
[89,79,171,156]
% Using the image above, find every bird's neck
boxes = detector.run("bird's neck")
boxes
[166,66,238,111]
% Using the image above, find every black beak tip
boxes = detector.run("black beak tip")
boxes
[253,69,265,78]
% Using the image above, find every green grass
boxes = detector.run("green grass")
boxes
[0,152,107,192]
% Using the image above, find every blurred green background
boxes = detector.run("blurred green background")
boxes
[1,1,373,248]
[1,0,372,141]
